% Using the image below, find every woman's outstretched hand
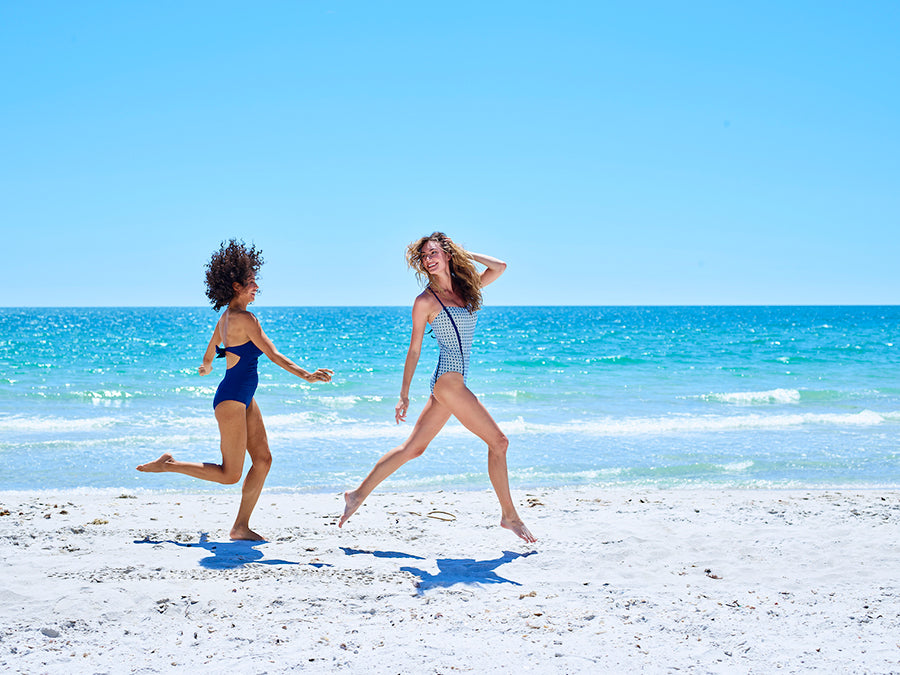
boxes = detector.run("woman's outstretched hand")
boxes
[395,396,410,424]
[304,368,334,383]
[198,364,212,376]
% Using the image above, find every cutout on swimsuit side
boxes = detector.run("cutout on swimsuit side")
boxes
[215,345,243,369]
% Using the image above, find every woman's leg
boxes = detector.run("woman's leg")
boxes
[339,396,452,527]
[136,400,248,484]
[432,373,535,543]
[230,399,271,540]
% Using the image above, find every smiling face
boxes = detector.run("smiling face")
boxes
[232,272,259,305]
[420,239,450,277]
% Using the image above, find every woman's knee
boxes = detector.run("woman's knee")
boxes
[398,441,427,460]
[489,433,509,456]
[221,468,244,485]
[407,445,428,460]
[252,450,273,472]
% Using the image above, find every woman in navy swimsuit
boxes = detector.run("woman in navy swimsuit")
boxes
[137,239,333,540]
[339,233,535,543]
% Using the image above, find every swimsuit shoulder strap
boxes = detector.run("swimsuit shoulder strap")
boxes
[428,286,445,308]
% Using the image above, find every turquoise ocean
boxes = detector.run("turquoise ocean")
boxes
[1,306,898,492]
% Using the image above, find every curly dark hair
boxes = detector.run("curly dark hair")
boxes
[204,239,264,311]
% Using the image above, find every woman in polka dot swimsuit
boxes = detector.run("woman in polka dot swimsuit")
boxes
[340,233,535,543]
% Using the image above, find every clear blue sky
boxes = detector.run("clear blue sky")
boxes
[2,1,897,306]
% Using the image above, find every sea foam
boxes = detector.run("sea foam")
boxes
[700,388,801,405]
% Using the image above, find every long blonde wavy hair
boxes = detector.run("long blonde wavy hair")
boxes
[406,232,483,312]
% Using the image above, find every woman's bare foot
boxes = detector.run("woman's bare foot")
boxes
[136,453,175,473]
[230,525,265,541]
[501,516,537,544]
[338,491,362,528]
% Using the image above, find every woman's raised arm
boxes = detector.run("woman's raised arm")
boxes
[468,251,507,287]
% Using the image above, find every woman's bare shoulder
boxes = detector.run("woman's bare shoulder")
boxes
[413,289,440,310]
[413,289,442,323]
[226,309,260,339]
[414,288,436,303]
[229,309,258,325]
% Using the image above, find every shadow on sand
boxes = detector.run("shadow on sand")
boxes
[340,546,425,560]
[133,533,327,570]
[341,547,537,593]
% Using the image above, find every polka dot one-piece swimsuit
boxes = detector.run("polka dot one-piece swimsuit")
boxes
[428,288,477,392]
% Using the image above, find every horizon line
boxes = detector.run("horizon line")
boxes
[2,303,898,310]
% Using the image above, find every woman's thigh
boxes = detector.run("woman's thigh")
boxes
[214,401,249,471]
[244,399,271,463]
[403,396,453,451]
[432,374,504,445]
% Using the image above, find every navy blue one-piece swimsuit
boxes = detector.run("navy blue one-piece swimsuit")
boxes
[213,341,263,409]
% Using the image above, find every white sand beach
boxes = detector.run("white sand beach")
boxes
[2,487,899,673]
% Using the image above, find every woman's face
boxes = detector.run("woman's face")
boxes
[420,240,449,276]
[234,273,259,304]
